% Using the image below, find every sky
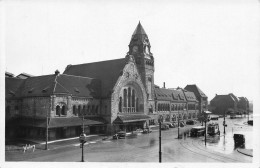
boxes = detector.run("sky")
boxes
[2,0,260,102]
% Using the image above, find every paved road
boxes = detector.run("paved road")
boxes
[6,116,252,162]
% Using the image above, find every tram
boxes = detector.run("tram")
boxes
[207,123,220,136]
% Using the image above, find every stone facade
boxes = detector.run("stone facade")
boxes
[6,22,208,140]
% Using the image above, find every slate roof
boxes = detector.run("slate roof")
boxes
[132,21,147,35]
[129,22,149,46]
[5,77,25,99]
[5,71,14,78]
[182,90,198,102]
[154,87,187,102]
[6,74,100,98]
[184,84,207,98]
[63,58,128,98]
[210,94,238,104]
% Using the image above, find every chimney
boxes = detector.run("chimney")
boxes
[163,82,165,88]
[55,70,60,76]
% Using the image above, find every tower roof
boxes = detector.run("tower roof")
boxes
[132,21,147,36]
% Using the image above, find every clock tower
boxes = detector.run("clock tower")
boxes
[128,22,155,112]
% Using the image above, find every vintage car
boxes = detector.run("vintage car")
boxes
[207,123,220,136]
[190,126,205,137]
[113,131,126,139]
[211,116,219,120]
[164,122,175,128]
[161,124,170,130]
[233,134,245,146]
[143,127,152,134]
[186,120,196,125]
[247,120,253,125]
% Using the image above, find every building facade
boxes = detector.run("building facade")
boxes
[210,93,249,115]
[6,22,207,140]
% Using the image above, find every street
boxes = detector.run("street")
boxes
[6,116,252,162]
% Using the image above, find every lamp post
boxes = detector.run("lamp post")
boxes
[223,110,226,134]
[159,120,162,163]
[80,110,86,162]
[45,113,48,150]
[45,104,50,150]
[177,106,180,139]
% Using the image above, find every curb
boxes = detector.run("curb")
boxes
[237,148,253,157]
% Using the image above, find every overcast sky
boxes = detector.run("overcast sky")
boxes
[2,0,260,102]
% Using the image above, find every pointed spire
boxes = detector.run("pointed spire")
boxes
[132,21,147,36]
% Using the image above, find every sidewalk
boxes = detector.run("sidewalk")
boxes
[6,134,110,151]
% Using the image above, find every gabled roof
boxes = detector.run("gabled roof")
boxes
[63,58,128,97]
[184,84,207,98]
[6,73,100,98]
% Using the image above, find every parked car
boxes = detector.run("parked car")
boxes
[190,126,205,137]
[247,120,253,125]
[186,120,196,125]
[180,121,186,127]
[135,128,143,134]
[143,127,152,134]
[164,122,174,128]
[113,131,126,139]
[172,122,178,127]
[233,134,245,146]
[211,116,219,120]
[161,124,169,130]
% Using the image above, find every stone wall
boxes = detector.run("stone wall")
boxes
[111,58,148,123]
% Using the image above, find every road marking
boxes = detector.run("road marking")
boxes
[89,141,96,144]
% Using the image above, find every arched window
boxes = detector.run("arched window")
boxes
[123,89,127,107]
[87,105,90,115]
[132,90,135,112]
[56,105,61,116]
[105,105,107,114]
[61,105,66,115]
[73,105,77,115]
[178,113,182,120]
[136,98,139,112]
[96,105,99,114]
[119,97,122,112]
[83,105,86,116]
[92,105,95,114]
[78,105,81,116]
[128,87,131,112]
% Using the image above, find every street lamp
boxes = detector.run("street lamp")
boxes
[79,109,86,162]
[45,104,50,150]
[177,106,180,139]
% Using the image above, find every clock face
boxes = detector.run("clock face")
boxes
[132,46,138,53]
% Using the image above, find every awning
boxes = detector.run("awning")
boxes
[113,114,151,124]
[15,117,107,128]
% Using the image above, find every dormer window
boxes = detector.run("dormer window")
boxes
[28,88,34,93]
[74,87,79,93]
